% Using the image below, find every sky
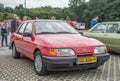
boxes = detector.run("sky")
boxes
[0,0,89,8]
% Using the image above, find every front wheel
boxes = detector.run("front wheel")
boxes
[12,44,20,59]
[34,51,48,76]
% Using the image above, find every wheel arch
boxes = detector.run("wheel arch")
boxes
[33,48,41,58]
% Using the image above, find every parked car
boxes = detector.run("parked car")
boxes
[76,23,86,30]
[84,22,120,52]
[10,20,110,75]
[67,21,77,29]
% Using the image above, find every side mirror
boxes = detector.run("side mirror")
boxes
[23,32,32,37]
[117,28,120,33]
[117,30,120,33]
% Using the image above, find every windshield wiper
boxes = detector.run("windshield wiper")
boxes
[36,32,56,34]
[57,31,78,34]
[56,31,73,34]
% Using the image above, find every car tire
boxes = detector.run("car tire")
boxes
[12,44,20,59]
[34,51,48,76]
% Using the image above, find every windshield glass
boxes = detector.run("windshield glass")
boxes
[34,21,79,34]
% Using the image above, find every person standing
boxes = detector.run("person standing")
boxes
[51,16,56,20]
[90,15,99,28]
[1,21,9,47]
[16,16,22,26]
[23,16,28,21]
[11,14,19,33]
[35,16,40,20]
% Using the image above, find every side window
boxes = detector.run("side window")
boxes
[24,23,32,35]
[107,24,119,33]
[18,23,27,35]
[92,24,108,33]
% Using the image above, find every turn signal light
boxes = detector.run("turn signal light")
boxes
[49,49,57,56]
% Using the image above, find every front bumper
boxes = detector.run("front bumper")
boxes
[43,53,110,71]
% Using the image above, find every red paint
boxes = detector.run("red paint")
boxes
[11,20,106,60]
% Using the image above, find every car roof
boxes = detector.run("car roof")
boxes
[99,21,120,24]
[24,19,63,23]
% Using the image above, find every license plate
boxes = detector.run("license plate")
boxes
[76,56,97,64]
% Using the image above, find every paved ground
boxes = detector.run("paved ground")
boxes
[0,34,120,81]
[0,47,120,81]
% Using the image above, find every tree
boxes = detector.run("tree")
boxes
[72,0,120,27]
[86,0,120,22]
[6,13,13,19]
[0,13,4,21]
[0,0,120,24]
[66,16,71,21]
[0,3,4,12]
[4,7,13,13]
[69,0,87,21]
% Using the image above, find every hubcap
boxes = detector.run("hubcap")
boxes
[35,55,42,72]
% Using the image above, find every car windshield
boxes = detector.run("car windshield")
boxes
[34,21,79,34]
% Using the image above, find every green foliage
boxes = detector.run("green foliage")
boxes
[4,7,13,13]
[6,13,13,19]
[62,8,77,20]
[0,3,4,12]
[0,13,4,21]
[69,0,120,28]
[69,0,87,21]
[28,6,63,19]
[0,0,120,27]
[66,16,71,21]
[27,16,32,20]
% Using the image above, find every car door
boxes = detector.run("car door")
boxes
[14,23,27,53]
[104,23,120,51]
[85,23,108,44]
[22,22,35,59]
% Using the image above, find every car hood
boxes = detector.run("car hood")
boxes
[36,34,104,55]
[37,34,104,47]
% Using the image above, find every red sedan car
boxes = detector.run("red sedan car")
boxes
[10,20,110,75]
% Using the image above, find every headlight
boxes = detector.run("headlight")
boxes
[57,49,75,56]
[94,46,106,54]
[49,49,75,56]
